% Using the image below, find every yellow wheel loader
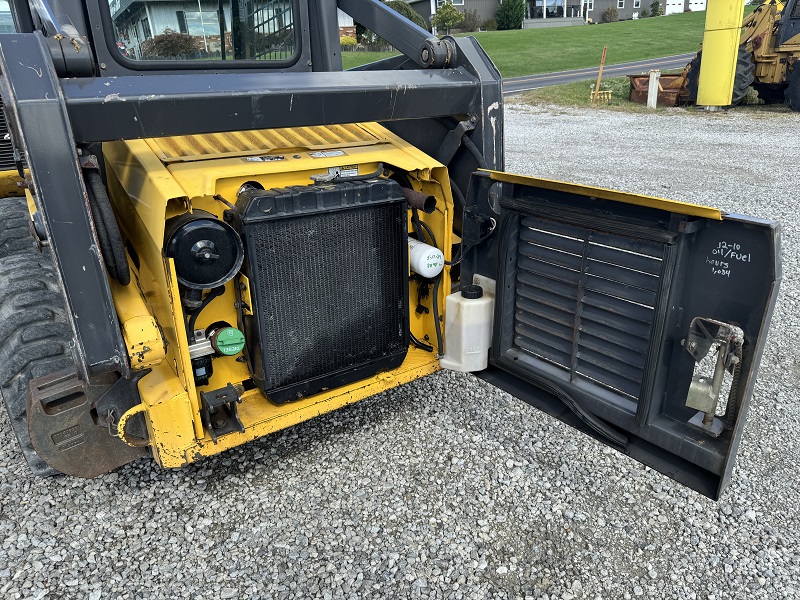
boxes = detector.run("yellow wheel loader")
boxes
[0,0,781,500]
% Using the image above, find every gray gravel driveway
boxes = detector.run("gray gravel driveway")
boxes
[1,103,798,599]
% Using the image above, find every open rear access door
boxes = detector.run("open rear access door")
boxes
[466,171,781,499]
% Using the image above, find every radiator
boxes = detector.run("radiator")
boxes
[235,179,409,404]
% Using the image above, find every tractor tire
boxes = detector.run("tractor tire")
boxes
[0,197,36,260]
[785,67,800,111]
[686,47,755,106]
[686,51,702,103]
[731,47,756,106]
[0,251,74,476]
[753,82,787,104]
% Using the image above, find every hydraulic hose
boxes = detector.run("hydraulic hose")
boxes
[85,170,130,286]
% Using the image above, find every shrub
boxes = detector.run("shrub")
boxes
[141,29,196,58]
[431,1,464,34]
[340,35,357,48]
[496,0,525,30]
[639,8,650,17]
[601,7,619,21]
[460,9,481,32]
[482,18,498,31]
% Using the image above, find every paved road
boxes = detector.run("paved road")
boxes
[503,53,695,94]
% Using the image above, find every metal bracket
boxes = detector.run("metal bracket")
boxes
[435,117,477,167]
[683,317,742,437]
[199,383,245,443]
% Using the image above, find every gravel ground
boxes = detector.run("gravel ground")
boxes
[1,104,799,600]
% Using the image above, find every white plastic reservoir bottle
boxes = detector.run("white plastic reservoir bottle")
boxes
[439,278,495,372]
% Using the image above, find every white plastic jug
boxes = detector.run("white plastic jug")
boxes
[439,279,494,372]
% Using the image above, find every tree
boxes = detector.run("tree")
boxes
[141,29,196,58]
[650,0,664,15]
[496,0,525,30]
[431,1,463,34]
[385,0,429,30]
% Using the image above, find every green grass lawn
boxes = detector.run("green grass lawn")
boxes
[342,11,720,77]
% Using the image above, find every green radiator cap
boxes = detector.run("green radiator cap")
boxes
[212,327,245,356]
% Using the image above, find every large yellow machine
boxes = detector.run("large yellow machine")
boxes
[689,0,800,107]
[0,0,782,500]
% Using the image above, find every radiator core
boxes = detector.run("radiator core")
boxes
[235,179,409,404]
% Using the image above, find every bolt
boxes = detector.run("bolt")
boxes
[688,340,698,351]
[100,63,107,70]
[421,48,430,62]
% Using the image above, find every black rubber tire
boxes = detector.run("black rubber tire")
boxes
[0,197,36,260]
[785,67,800,112]
[731,47,756,106]
[686,47,754,106]
[686,51,702,103]
[0,251,74,476]
[753,82,787,105]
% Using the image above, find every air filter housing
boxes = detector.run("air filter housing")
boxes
[235,179,409,404]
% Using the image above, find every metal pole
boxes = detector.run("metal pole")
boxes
[647,70,660,109]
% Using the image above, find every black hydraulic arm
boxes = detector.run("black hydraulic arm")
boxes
[338,0,455,68]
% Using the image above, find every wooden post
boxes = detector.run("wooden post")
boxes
[647,70,661,108]
[593,46,607,95]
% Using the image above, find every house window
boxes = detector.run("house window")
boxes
[437,0,465,5]
[617,0,624,7]
[140,17,151,40]
[586,0,593,9]
[176,10,188,34]
[634,0,640,6]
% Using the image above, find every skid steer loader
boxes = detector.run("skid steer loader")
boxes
[0,0,781,500]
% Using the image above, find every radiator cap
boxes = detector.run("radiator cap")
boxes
[461,284,484,299]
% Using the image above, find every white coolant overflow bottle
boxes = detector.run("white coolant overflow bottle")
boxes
[439,283,494,372]
[408,238,445,278]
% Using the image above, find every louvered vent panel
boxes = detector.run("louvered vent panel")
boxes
[0,100,16,171]
[513,216,664,400]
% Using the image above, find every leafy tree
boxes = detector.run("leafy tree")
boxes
[601,7,619,21]
[460,9,481,32]
[496,0,525,30]
[432,1,463,34]
[141,29,196,58]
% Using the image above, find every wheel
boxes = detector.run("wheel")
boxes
[686,51,702,103]
[753,82,787,104]
[0,197,36,260]
[731,46,755,106]
[686,47,754,106]
[0,251,73,475]
[785,67,800,111]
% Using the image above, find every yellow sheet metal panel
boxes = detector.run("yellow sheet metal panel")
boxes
[486,170,723,220]
[698,29,743,107]
[147,124,384,163]
[109,271,166,370]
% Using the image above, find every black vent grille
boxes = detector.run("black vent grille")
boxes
[240,185,409,404]
[513,216,664,400]
[0,100,16,171]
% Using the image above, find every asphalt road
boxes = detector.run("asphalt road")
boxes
[503,53,696,94]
